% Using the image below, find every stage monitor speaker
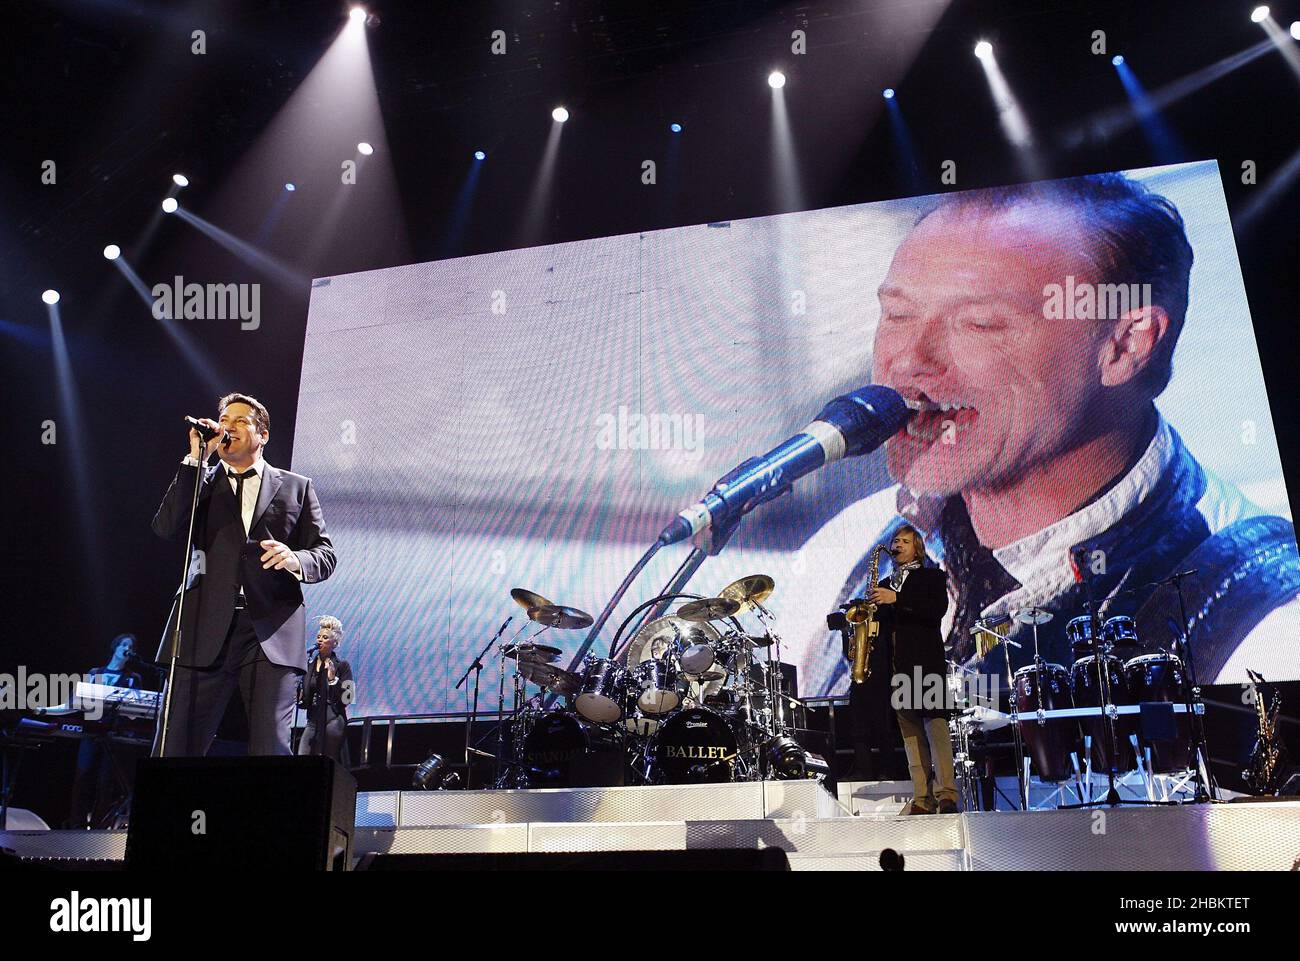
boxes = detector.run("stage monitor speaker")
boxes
[126,756,356,871]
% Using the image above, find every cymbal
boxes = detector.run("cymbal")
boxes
[528,604,594,630]
[720,574,775,610]
[625,616,720,666]
[511,588,554,611]
[502,642,562,664]
[1012,607,1053,625]
[678,597,741,622]
[694,670,726,683]
[517,661,581,695]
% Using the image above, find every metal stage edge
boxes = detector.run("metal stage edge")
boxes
[4,782,1299,871]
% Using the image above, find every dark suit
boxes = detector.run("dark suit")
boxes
[152,458,336,756]
[877,564,957,808]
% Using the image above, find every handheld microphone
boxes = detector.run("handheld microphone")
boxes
[657,384,912,546]
[185,416,230,446]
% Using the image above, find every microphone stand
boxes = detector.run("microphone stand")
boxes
[455,615,512,790]
[156,446,211,758]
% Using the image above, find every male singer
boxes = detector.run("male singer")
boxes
[803,172,1300,695]
[152,393,336,756]
[298,616,352,763]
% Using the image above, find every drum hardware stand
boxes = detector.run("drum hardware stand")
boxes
[454,614,515,790]
[1066,569,1214,807]
[980,624,1031,810]
[1165,569,1216,802]
[1052,552,1146,810]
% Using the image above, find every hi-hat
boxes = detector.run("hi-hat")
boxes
[502,642,562,664]
[720,574,775,611]
[1012,607,1053,625]
[511,588,554,610]
[528,605,594,630]
[678,597,741,622]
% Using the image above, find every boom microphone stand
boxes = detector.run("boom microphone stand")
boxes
[454,615,513,789]
[156,439,214,758]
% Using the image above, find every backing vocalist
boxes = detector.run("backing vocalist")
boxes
[298,616,352,763]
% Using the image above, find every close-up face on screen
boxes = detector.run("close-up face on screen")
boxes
[293,160,1298,718]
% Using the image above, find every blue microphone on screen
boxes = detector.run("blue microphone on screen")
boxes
[657,384,914,546]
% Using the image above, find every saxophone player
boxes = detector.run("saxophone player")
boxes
[865,525,957,814]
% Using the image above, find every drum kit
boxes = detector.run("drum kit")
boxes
[488,574,810,788]
[992,606,1201,800]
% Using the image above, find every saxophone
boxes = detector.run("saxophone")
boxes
[1244,670,1287,795]
[845,546,886,685]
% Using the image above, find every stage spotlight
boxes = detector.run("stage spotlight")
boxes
[412,753,461,790]
[357,141,374,155]
[883,87,896,99]
[974,40,993,60]
[172,173,189,187]
[102,244,121,261]
[1251,6,1269,23]
[473,149,486,160]
[1112,54,1125,66]
[284,182,296,191]
[161,197,178,213]
[42,289,60,305]
[551,106,569,123]
[349,6,367,23]
[1291,21,1299,39]
[763,736,807,779]
[768,70,786,89]
[670,122,682,133]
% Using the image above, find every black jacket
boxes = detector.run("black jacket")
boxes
[876,566,951,717]
[301,654,352,720]
[153,460,337,669]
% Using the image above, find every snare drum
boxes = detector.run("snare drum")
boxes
[644,707,739,785]
[575,657,627,724]
[631,657,680,715]
[1013,662,1079,782]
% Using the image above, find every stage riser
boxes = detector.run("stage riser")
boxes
[358,779,840,828]
[6,801,1299,871]
[966,806,1300,871]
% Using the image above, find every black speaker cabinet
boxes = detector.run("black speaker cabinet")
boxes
[126,756,356,871]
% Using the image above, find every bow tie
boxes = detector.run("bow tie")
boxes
[226,467,257,481]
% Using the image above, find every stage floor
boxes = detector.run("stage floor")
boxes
[4,781,1299,870]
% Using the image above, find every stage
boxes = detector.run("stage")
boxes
[5,781,1299,871]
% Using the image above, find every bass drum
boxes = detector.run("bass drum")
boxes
[521,711,588,788]
[644,707,739,785]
